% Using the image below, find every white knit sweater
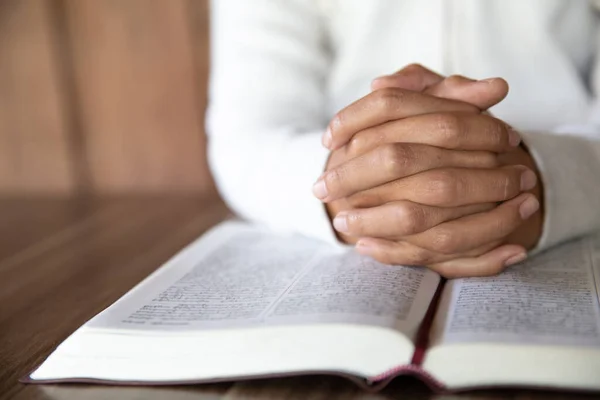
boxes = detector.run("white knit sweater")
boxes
[207,0,600,252]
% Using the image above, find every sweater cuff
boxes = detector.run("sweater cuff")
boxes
[520,130,600,254]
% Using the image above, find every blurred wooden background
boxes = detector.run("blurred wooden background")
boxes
[0,0,215,195]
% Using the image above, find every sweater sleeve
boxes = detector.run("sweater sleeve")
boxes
[206,0,338,243]
[524,17,600,253]
[520,130,600,253]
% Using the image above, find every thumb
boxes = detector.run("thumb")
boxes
[372,64,509,110]
[425,75,509,110]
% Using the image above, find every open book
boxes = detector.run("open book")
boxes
[25,221,600,392]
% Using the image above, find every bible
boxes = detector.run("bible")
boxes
[25,221,600,392]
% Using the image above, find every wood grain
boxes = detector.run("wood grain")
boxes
[0,196,230,399]
[1,197,598,400]
[0,0,74,194]
[61,0,215,193]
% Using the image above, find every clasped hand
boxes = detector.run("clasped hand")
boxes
[313,65,543,277]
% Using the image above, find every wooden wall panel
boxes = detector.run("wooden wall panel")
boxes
[0,0,74,194]
[187,0,211,116]
[63,0,214,193]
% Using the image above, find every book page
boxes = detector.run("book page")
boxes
[593,234,600,305]
[430,236,600,347]
[89,222,440,339]
[423,236,600,390]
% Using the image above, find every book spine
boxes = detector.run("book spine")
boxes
[411,278,445,365]
[365,280,447,391]
[367,364,446,392]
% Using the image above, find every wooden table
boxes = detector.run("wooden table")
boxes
[0,196,597,400]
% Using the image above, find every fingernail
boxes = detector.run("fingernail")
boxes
[520,170,537,191]
[508,127,521,147]
[322,127,333,149]
[519,196,540,219]
[312,179,328,200]
[505,252,527,267]
[333,212,349,233]
[479,77,498,84]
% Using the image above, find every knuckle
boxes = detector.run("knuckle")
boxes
[407,246,434,266]
[499,170,521,200]
[393,202,426,235]
[328,113,346,143]
[427,170,459,205]
[324,167,345,194]
[345,213,364,233]
[347,133,368,157]
[431,228,458,254]
[432,113,462,148]
[330,113,343,132]
[478,152,500,168]
[373,251,394,266]
[487,263,506,276]
[373,87,402,116]
[445,74,467,87]
[433,264,460,279]
[404,64,436,89]
[485,116,509,148]
[492,214,512,235]
[380,143,413,176]
[348,128,386,158]
[501,175,513,201]
[347,190,380,208]
[404,63,426,73]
